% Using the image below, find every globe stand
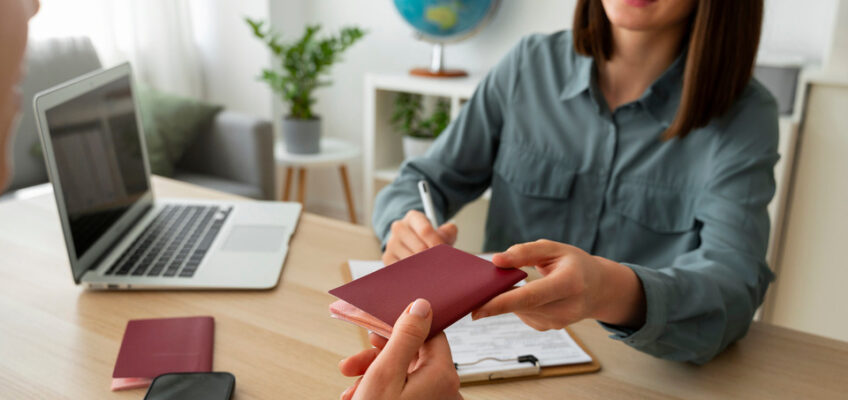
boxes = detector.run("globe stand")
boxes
[410,43,468,78]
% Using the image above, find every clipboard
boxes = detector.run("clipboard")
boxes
[339,263,601,385]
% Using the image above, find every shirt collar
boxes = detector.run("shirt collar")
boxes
[639,48,687,128]
[559,53,593,101]
[559,48,688,128]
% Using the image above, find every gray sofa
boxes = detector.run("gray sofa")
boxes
[8,37,275,200]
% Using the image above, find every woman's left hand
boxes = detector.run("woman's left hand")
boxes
[472,239,646,330]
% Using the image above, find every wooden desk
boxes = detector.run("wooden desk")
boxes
[1,177,846,399]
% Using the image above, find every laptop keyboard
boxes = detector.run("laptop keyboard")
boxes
[105,204,232,278]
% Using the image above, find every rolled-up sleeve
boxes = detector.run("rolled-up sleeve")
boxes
[372,38,527,246]
[600,90,780,364]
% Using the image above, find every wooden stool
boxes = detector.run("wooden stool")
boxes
[275,138,361,224]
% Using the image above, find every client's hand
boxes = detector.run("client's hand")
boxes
[337,299,462,400]
[383,210,458,265]
[472,239,646,330]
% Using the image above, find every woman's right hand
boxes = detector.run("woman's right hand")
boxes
[383,210,458,265]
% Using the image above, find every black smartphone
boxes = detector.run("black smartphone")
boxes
[143,372,235,400]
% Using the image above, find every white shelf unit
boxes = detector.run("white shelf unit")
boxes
[363,73,489,251]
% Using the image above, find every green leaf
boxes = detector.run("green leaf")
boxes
[390,94,451,138]
[246,19,366,119]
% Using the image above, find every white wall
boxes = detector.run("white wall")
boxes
[190,0,272,119]
[262,0,842,222]
[759,0,839,64]
[823,0,848,75]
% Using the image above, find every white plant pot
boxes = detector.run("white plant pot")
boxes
[402,136,435,160]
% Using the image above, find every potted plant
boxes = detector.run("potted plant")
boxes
[247,19,365,154]
[391,93,450,160]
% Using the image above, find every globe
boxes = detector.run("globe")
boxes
[393,0,500,77]
[394,0,499,42]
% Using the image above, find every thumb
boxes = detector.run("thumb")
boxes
[368,299,433,383]
[437,223,458,245]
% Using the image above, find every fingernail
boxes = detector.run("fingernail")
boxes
[492,253,508,264]
[340,386,351,400]
[409,298,430,317]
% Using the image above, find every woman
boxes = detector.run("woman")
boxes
[341,0,777,397]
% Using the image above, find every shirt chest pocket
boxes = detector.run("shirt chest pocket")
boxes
[489,144,583,246]
[609,180,697,233]
[494,144,576,199]
[607,180,699,264]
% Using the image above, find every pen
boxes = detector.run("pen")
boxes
[417,180,439,228]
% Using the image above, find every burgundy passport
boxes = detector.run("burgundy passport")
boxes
[329,244,526,339]
[113,316,214,381]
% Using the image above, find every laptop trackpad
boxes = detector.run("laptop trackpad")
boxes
[222,225,286,252]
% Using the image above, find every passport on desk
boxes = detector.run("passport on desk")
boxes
[328,244,527,339]
[111,316,214,391]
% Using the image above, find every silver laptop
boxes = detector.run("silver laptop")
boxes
[33,63,301,290]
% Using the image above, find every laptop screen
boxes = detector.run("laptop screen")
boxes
[44,75,149,260]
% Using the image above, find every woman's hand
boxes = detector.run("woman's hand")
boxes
[472,239,646,330]
[383,210,458,265]
[338,299,462,400]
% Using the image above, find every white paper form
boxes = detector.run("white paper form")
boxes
[445,314,591,368]
[345,258,592,373]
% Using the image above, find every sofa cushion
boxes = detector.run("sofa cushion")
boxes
[138,87,223,176]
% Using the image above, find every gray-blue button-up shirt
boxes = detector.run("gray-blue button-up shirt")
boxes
[373,31,779,364]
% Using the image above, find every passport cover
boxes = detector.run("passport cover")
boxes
[328,244,527,339]
[112,316,214,390]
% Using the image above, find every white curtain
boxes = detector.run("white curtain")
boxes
[28,0,206,99]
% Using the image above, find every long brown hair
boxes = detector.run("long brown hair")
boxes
[573,0,764,140]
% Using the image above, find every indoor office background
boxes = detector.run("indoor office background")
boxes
[13,0,848,344]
